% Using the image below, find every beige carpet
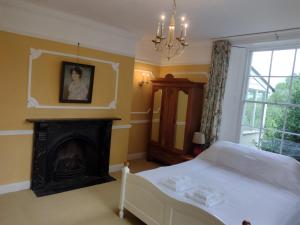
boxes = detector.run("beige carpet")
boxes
[0,159,160,225]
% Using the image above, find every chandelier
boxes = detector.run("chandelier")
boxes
[152,0,189,60]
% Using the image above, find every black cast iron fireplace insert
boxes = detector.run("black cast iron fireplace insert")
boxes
[27,118,120,197]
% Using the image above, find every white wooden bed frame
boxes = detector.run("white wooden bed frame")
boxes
[118,163,251,225]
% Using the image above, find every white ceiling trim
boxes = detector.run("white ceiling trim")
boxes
[0,0,213,65]
[171,71,209,76]
[134,59,160,67]
[0,0,138,57]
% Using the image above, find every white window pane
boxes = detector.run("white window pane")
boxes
[271,49,295,76]
[241,48,300,157]
[260,129,283,154]
[285,106,300,134]
[291,76,300,104]
[251,51,272,76]
[282,133,300,160]
[264,104,285,131]
[246,77,267,101]
[293,49,300,75]
[267,77,290,103]
[242,102,264,128]
[247,77,268,94]
[240,126,260,148]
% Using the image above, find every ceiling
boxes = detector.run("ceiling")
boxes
[17,0,300,41]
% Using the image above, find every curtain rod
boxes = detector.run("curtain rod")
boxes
[212,27,300,40]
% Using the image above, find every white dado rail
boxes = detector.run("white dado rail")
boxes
[0,125,132,136]
[131,108,151,115]
[129,120,185,125]
[27,48,120,110]
[0,130,34,136]
[131,108,160,115]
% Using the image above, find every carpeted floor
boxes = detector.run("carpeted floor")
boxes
[0,159,160,225]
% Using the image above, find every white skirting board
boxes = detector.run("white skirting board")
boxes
[0,163,127,195]
[0,153,146,195]
[0,181,31,195]
[127,152,146,160]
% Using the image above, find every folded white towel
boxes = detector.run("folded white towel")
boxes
[193,187,217,201]
[161,176,194,192]
[185,187,224,207]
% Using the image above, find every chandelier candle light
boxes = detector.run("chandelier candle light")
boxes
[152,0,189,60]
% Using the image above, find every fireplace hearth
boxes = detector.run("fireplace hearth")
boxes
[27,118,120,197]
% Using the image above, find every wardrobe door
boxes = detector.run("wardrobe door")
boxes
[160,87,178,148]
[174,90,189,151]
[150,89,162,143]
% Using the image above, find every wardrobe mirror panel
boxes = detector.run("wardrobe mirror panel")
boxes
[174,90,188,150]
[151,89,162,142]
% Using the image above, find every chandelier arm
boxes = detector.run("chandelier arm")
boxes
[173,0,176,12]
[153,0,189,60]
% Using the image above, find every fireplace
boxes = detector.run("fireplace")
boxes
[27,118,120,197]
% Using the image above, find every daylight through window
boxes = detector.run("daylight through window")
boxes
[240,48,300,161]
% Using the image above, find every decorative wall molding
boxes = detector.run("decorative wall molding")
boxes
[131,108,151,115]
[112,124,132,130]
[131,108,160,115]
[129,120,184,126]
[130,120,150,124]
[0,0,212,65]
[0,130,33,136]
[127,152,146,160]
[0,125,131,136]
[27,48,119,110]
[0,0,137,57]
[134,59,160,67]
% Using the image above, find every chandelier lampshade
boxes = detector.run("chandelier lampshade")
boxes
[152,0,189,60]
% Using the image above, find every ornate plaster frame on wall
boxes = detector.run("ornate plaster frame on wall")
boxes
[27,48,120,109]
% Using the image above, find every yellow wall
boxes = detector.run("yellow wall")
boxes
[128,62,210,155]
[128,62,160,155]
[0,31,135,185]
[160,64,210,82]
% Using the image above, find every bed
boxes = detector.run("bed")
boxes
[119,141,300,225]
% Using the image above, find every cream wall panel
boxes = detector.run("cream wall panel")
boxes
[0,136,33,185]
[0,31,135,185]
[0,31,134,130]
[128,62,159,155]
[110,129,131,164]
[30,51,117,108]
[128,124,150,155]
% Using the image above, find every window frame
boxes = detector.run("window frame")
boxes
[238,43,300,155]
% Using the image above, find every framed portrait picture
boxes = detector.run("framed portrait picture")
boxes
[59,61,95,103]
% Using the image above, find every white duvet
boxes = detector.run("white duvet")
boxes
[137,141,300,225]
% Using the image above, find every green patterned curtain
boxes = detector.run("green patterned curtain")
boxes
[200,40,231,145]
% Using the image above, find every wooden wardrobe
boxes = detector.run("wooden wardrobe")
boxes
[148,74,205,165]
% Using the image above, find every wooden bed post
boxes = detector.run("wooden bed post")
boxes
[119,161,130,219]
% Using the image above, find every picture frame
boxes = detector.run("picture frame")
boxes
[59,61,95,103]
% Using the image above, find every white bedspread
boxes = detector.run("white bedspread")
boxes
[137,141,300,225]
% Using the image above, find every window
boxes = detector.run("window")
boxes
[240,47,300,161]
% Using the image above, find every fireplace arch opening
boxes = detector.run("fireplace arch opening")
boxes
[48,137,99,182]
[28,118,117,196]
